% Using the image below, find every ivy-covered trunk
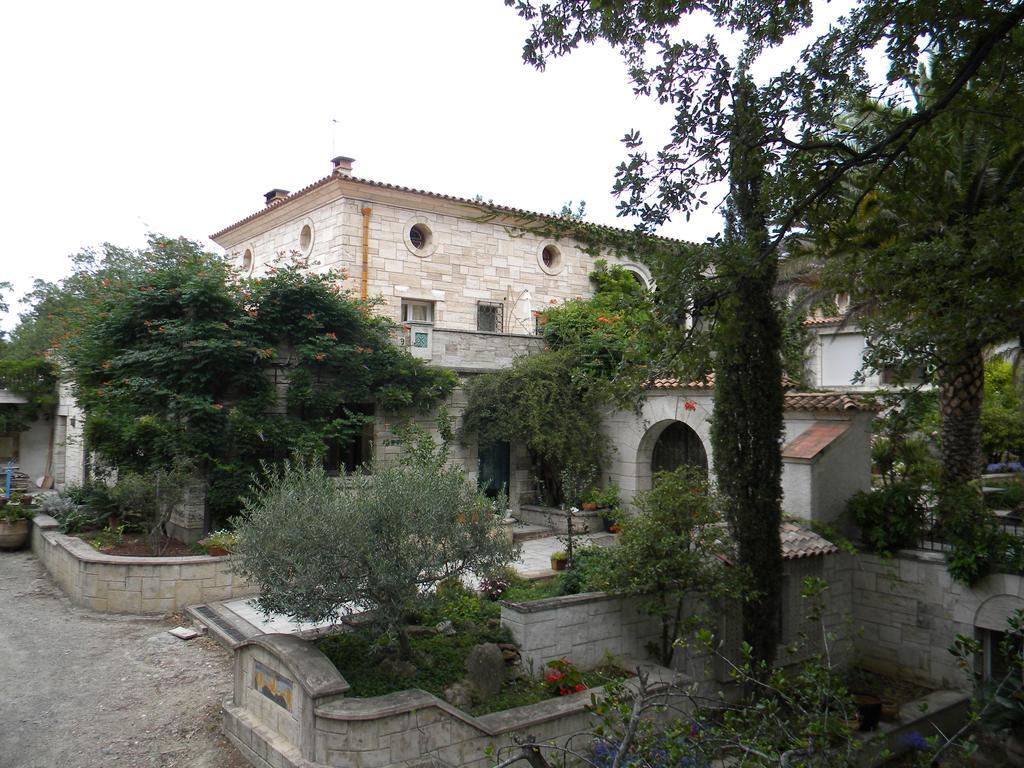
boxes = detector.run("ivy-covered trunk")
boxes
[937,349,985,486]
[711,77,785,667]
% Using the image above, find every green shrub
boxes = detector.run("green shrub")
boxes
[940,484,1004,584]
[847,482,925,553]
[233,423,517,659]
[585,466,747,666]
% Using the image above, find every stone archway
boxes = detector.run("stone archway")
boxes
[635,419,710,495]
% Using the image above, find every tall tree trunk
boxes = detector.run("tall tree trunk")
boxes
[937,349,985,486]
[711,76,785,668]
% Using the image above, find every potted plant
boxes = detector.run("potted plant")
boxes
[199,529,237,557]
[580,484,621,530]
[0,500,34,550]
[550,550,568,571]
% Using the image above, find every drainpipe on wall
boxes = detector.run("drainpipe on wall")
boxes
[360,206,372,300]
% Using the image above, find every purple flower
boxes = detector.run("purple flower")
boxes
[900,731,929,751]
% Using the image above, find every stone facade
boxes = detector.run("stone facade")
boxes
[31,514,254,613]
[212,168,652,339]
[601,388,873,521]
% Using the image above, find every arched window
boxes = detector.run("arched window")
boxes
[651,421,708,475]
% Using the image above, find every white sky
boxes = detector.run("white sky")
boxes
[0,0,856,331]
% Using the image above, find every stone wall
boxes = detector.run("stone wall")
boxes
[501,591,663,675]
[166,476,208,544]
[224,633,660,768]
[504,554,854,684]
[31,514,254,614]
[429,328,543,371]
[852,550,1024,690]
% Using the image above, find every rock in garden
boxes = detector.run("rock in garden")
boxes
[465,643,505,699]
[435,620,456,636]
[378,657,417,679]
[443,681,474,710]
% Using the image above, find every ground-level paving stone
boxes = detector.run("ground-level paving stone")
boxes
[0,551,247,768]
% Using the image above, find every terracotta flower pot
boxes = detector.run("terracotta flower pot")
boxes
[206,545,229,557]
[879,697,899,722]
[0,519,30,551]
[550,556,567,571]
[582,502,598,511]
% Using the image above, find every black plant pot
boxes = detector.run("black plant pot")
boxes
[852,693,882,732]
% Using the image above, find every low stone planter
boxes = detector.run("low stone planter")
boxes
[518,504,603,534]
[224,633,669,768]
[30,514,255,614]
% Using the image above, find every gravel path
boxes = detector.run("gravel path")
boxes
[0,551,248,768]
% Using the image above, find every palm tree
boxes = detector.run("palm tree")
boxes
[810,62,1024,486]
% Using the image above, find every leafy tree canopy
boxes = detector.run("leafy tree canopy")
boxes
[11,235,456,521]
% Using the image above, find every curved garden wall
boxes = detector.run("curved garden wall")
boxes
[224,633,666,768]
[31,514,254,614]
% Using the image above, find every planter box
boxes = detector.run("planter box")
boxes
[518,504,603,534]
[30,514,255,614]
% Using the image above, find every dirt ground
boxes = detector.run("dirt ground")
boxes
[0,551,248,768]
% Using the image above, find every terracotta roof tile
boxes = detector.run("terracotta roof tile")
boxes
[649,377,874,412]
[782,421,850,460]
[780,521,839,559]
[211,172,692,244]
[783,392,875,412]
[802,316,846,327]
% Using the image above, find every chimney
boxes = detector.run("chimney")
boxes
[264,188,290,206]
[332,155,355,177]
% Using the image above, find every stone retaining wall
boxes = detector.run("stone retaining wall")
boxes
[501,591,661,674]
[31,514,254,614]
[224,633,668,768]
[852,550,1024,690]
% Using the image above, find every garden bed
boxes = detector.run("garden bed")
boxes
[317,625,627,716]
[316,579,629,716]
[76,531,198,557]
[30,514,254,614]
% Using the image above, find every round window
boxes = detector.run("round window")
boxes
[537,242,564,275]
[241,248,253,272]
[299,223,313,251]
[542,245,559,268]
[409,224,430,251]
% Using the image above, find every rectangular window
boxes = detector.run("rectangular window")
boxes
[401,299,433,324]
[477,301,503,333]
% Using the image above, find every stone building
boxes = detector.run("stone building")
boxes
[210,157,872,525]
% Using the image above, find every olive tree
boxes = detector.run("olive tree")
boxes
[232,425,518,659]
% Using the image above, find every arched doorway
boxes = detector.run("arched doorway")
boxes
[651,421,708,475]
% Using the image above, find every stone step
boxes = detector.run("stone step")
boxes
[186,602,262,650]
[512,523,554,543]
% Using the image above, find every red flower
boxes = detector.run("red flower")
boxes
[549,298,558,304]
[574,683,586,692]
[684,400,697,411]
[597,316,611,323]
[559,687,569,696]
[314,353,325,362]
[325,332,337,340]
